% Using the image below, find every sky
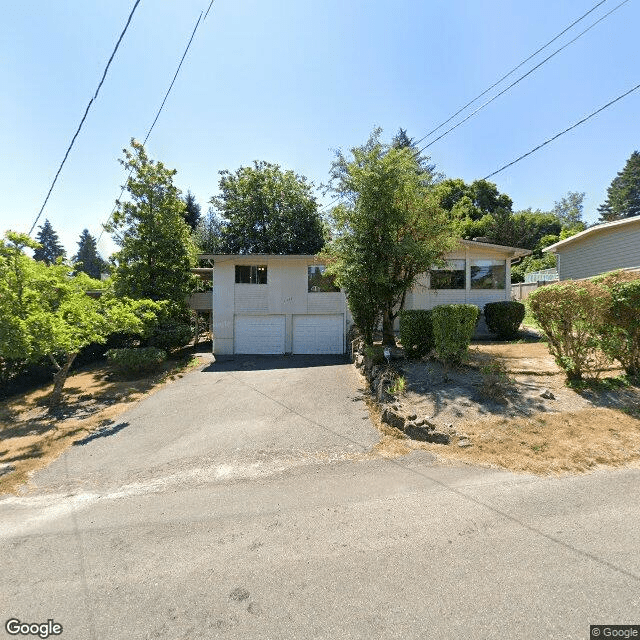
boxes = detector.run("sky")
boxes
[1,0,639,260]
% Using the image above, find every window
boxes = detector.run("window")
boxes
[430,260,466,289]
[308,265,340,292]
[470,259,506,289]
[235,265,267,284]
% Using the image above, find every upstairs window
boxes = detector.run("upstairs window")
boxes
[308,265,340,292]
[235,265,267,284]
[470,259,505,289]
[430,260,466,289]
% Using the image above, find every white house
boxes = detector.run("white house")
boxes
[208,240,530,355]
[543,215,640,281]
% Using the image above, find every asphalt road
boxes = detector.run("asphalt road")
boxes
[1,355,638,639]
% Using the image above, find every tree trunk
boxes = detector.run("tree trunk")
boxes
[382,309,396,346]
[48,353,77,407]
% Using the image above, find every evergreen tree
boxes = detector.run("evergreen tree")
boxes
[183,190,202,231]
[391,127,438,182]
[33,219,66,265]
[194,208,227,253]
[72,229,107,279]
[598,151,640,221]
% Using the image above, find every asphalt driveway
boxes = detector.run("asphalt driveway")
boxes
[1,355,639,639]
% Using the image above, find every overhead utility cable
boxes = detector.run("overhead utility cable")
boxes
[417,0,629,154]
[483,82,640,179]
[29,0,142,236]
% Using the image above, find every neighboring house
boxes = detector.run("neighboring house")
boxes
[209,240,529,355]
[543,215,640,281]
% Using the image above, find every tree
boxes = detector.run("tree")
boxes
[33,219,66,265]
[552,191,585,228]
[106,139,196,308]
[183,190,202,231]
[323,129,459,345]
[598,151,640,221]
[0,232,144,405]
[210,161,325,254]
[193,207,227,253]
[72,229,108,279]
[391,127,438,182]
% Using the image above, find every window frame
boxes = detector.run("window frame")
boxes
[235,264,268,285]
[470,259,506,290]
[429,259,466,290]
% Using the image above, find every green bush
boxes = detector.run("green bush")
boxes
[528,281,611,381]
[399,309,434,359]
[601,279,640,376]
[484,301,525,339]
[364,345,386,366]
[432,304,480,364]
[148,321,192,352]
[106,347,167,377]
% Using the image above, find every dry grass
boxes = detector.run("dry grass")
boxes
[0,356,202,494]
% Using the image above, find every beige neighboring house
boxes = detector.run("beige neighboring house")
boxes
[543,215,640,281]
[206,240,529,355]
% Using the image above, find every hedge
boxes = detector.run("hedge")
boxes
[432,304,480,364]
[399,309,434,359]
[106,347,167,377]
[484,301,525,339]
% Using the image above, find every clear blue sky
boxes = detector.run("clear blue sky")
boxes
[2,0,638,259]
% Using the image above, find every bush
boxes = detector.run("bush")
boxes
[484,301,525,339]
[106,347,167,377]
[528,281,611,381]
[601,279,640,376]
[432,304,480,364]
[364,345,386,366]
[147,321,192,352]
[399,310,434,359]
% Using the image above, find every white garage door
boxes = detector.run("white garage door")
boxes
[234,315,285,354]
[293,314,344,354]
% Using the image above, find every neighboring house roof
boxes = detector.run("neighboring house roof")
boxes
[459,239,530,258]
[543,215,640,253]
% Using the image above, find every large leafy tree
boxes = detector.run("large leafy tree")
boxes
[323,129,459,345]
[553,191,585,228]
[183,190,202,231]
[209,161,325,254]
[106,140,196,308]
[33,219,66,265]
[598,151,640,222]
[73,229,108,279]
[0,232,143,405]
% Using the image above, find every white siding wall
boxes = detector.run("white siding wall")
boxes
[556,222,640,280]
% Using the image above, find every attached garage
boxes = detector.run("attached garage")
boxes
[234,315,285,354]
[292,314,344,354]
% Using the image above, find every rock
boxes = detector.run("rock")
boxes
[406,412,417,422]
[458,439,473,448]
[381,407,406,430]
[424,430,451,444]
[355,354,364,368]
[0,463,15,477]
[371,365,381,379]
[540,388,555,400]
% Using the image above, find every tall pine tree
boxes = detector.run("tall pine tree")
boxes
[33,219,66,265]
[598,151,640,222]
[73,229,107,279]
[183,190,202,231]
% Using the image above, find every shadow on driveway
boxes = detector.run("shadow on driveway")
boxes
[203,354,350,372]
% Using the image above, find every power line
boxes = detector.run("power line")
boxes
[28,0,142,237]
[413,0,610,148]
[483,82,640,180]
[417,0,629,154]
[98,5,211,245]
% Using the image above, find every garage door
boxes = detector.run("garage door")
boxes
[292,314,344,354]
[234,315,285,354]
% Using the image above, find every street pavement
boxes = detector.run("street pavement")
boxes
[1,355,638,639]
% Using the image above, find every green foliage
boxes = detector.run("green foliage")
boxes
[106,347,167,377]
[183,190,202,231]
[72,229,108,279]
[399,309,434,359]
[431,304,480,364]
[148,319,192,352]
[209,160,325,254]
[193,208,226,254]
[552,191,585,228]
[598,150,640,221]
[528,281,611,381]
[364,345,387,366]
[510,252,557,283]
[478,360,511,403]
[107,139,196,307]
[33,219,66,265]
[323,128,459,345]
[388,375,406,396]
[484,301,526,339]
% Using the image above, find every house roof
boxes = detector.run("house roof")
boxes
[543,215,640,253]
[459,239,531,258]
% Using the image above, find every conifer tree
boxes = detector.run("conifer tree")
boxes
[598,151,640,221]
[73,229,107,279]
[183,190,202,231]
[33,219,66,265]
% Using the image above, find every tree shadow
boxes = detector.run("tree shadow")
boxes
[203,354,350,373]
[73,420,130,446]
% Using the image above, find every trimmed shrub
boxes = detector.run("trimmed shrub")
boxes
[364,345,386,366]
[484,301,525,339]
[528,281,611,381]
[601,279,640,376]
[147,321,192,352]
[106,347,167,378]
[432,304,480,364]
[399,309,434,359]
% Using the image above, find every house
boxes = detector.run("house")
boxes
[543,215,640,281]
[208,239,529,355]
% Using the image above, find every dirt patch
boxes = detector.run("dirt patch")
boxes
[365,339,640,475]
[0,356,204,494]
